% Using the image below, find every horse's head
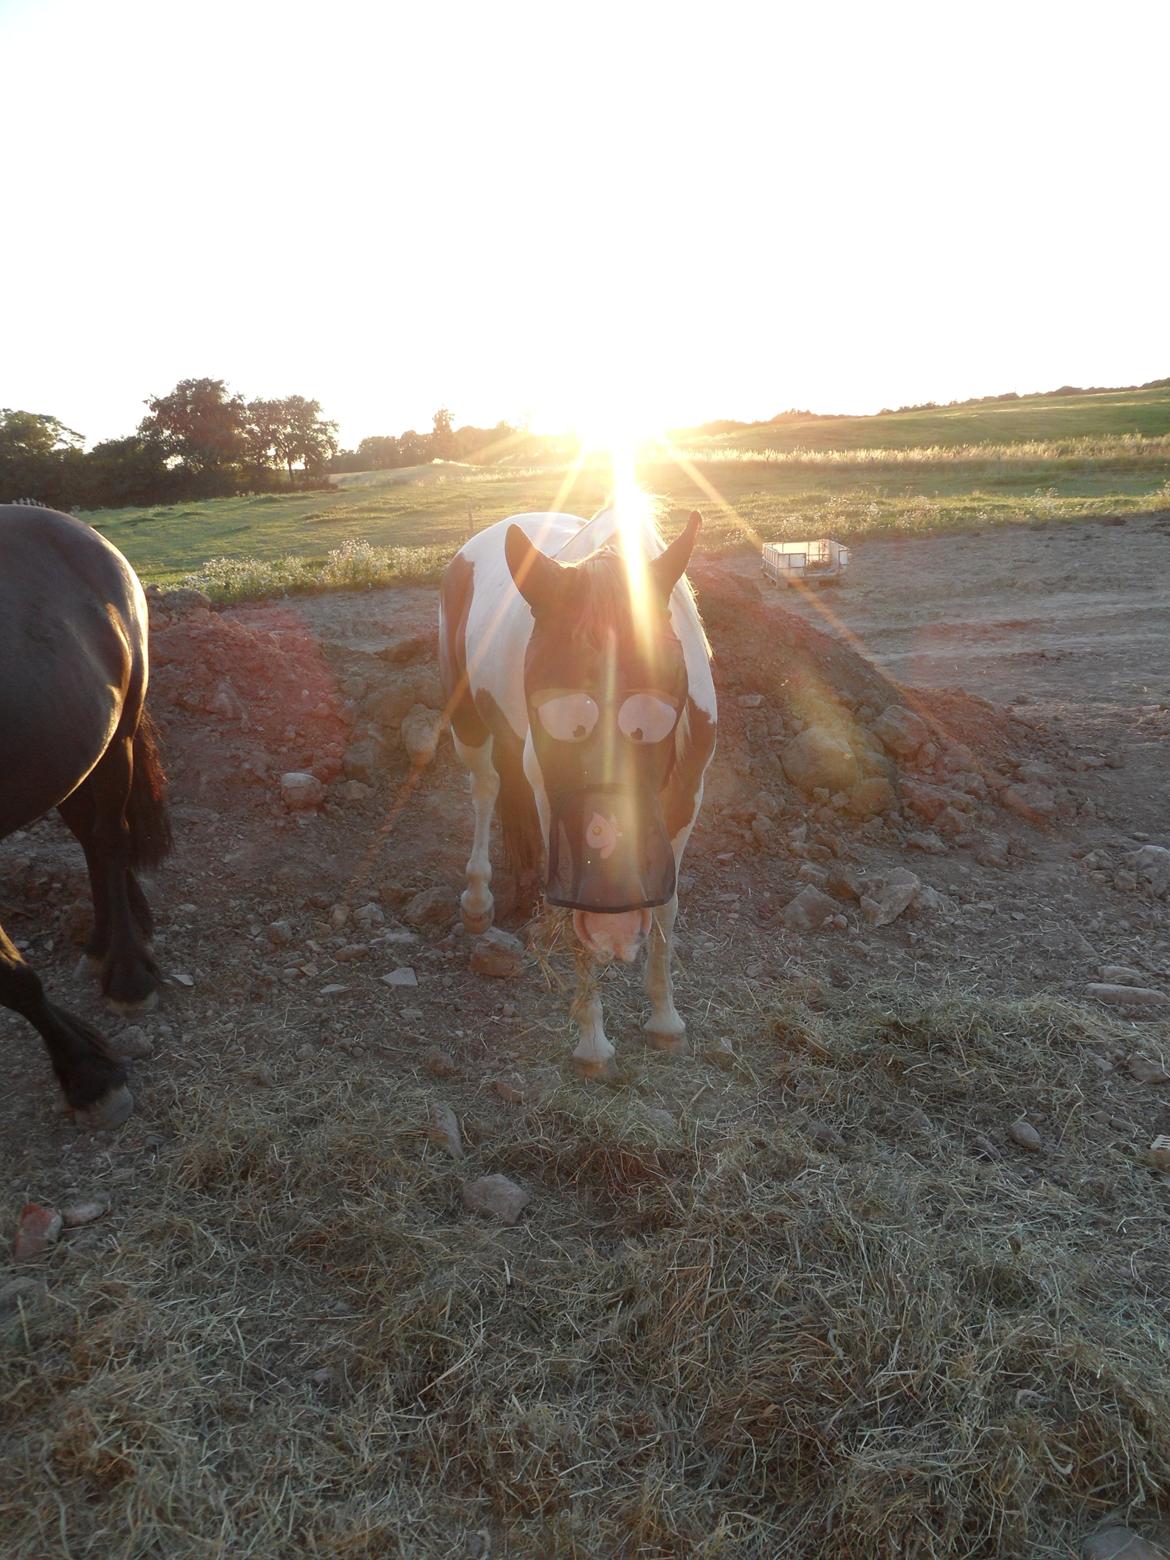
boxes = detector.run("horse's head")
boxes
[505,512,702,963]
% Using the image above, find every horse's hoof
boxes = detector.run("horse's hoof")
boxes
[108,989,159,1016]
[644,1030,689,1056]
[572,1055,615,1081]
[461,909,494,936]
[73,1085,134,1131]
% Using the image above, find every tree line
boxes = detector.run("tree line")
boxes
[0,378,528,512]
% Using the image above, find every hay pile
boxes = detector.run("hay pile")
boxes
[3,989,1168,1556]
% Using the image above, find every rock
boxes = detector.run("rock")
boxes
[266,920,294,946]
[382,967,418,988]
[401,704,444,767]
[461,1174,530,1225]
[1148,1136,1170,1171]
[470,928,526,978]
[0,1276,47,1316]
[901,779,958,823]
[1087,984,1170,1011]
[354,902,385,928]
[342,738,384,785]
[319,983,349,997]
[825,863,864,901]
[860,871,920,928]
[1002,782,1057,824]
[422,1047,459,1078]
[1007,1119,1042,1152]
[427,1103,463,1159]
[339,780,373,803]
[13,1203,63,1261]
[737,693,764,709]
[492,1072,529,1104]
[781,885,839,933]
[1098,965,1147,986]
[971,1134,1003,1161]
[111,1025,153,1059]
[1128,844,1170,898]
[906,830,946,854]
[846,776,895,819]
[871,706,929,761]
[61,1201,107,1228]
[280,771,325,810]
[1081,1527,1170,1560]
[403,886,457,930]
[975,835,1010,869]
[1127,1056,1170,1085]
[781,727,859,796]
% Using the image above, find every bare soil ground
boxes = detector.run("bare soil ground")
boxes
[2,514,1169,1556]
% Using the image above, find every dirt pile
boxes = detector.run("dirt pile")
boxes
[689,560,1089,859]
[148,589,352,806]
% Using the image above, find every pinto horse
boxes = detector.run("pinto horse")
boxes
[440,506,716,1072]
[0,504,171,1128]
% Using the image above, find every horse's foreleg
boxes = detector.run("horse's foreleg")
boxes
[0,922,133,1128]
[643,894,687,1053]
[453,734,499,935]
[571,941,614,1077]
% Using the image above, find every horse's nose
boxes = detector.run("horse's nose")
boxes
[572,908,652,964]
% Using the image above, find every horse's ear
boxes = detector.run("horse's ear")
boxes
[506,524,567,613]
[649,511,701,599]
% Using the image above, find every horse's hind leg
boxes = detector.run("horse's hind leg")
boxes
[0,921,132,1128]
[453,734,499,935]
[60,735,161,1011]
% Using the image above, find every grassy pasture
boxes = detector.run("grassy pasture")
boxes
[77,387,1170,603]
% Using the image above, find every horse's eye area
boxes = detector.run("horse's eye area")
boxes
[618,693,678,744]
[534,692,600,742]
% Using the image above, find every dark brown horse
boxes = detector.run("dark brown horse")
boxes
[1,504,171,1128]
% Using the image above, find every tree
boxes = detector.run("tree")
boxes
[247,394,339,483]
[430,407,457,461]
[356,435,403,469]
[81,435,172,508]
[139,377,247,471]
[0,408,86,507]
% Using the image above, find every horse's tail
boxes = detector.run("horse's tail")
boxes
[493,733,543,880]
[127,706,173,870]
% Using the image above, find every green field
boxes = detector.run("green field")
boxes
[83,386,1170,603]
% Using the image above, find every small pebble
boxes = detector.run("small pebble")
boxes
[1008,1119,1042,1152]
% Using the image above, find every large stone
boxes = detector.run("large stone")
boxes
[1002,782,1058,824]
[365,672,444,733]
[1081,1527,1170,1560]
[846,776,896,819]
[342,737,385,785]
[280,771,325,810]
[781,727,859,795]
[781,886,839,932]
[404,886,458,930]
[13,1203,63,1261]
[470,928,526,978]
[462,1174,530,1225]
[1129,844,1170,898]
[871,706,929,761]
[859,869,921,928]
[401,705,444,768]
[1088,985,1170,1012]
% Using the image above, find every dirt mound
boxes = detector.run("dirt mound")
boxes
[149,592,352,805]
[690,560,1085,849]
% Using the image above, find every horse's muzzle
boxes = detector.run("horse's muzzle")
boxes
[545,785,676,914]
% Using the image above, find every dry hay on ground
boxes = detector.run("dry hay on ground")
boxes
[3,989,1169,1557]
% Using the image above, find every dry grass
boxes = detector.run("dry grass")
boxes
[673,433,1170,473]
[2,987,1169,1557]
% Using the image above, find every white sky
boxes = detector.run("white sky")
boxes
[3,0,1168,448]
